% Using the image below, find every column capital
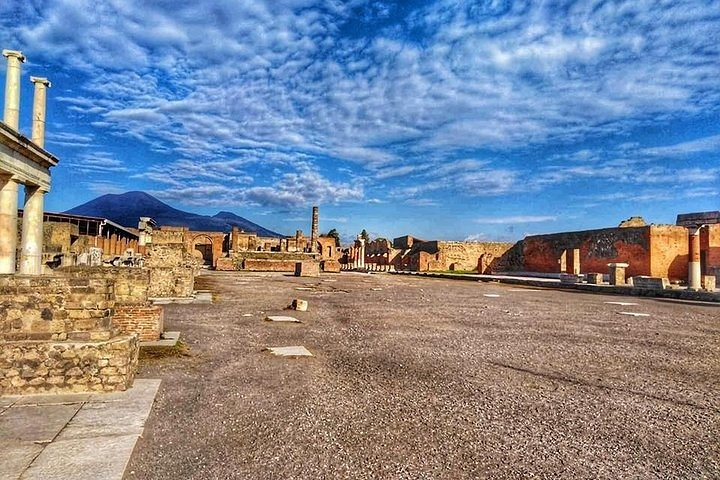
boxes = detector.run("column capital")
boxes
[30,76,51,87]
[2,50,25,62]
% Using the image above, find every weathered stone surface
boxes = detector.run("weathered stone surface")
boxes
[320,259,341,273]
[608,263,629,286]
[702,275,716,291]
[559,273,584,284]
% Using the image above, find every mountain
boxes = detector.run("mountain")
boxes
[64,191,284,237]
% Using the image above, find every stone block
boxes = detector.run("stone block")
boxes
[291,299,308,311]
[608,262,629,286]
[631,276,669,290]
[586,273,603,284]
[559,273,584,284]
[295,261,320,277]
[702,275,716,291]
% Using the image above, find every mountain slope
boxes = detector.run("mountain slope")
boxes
[64,191,283,236]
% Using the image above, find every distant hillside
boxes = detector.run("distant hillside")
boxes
[65,191,284,237]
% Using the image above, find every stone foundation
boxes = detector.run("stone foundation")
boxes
[0,335,139,394]
[243,259,299,272]
[113,305,164,342]
[295,261,320,277]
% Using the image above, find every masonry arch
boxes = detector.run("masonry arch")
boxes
[191,234,214,266]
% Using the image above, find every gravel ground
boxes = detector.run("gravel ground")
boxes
[124,271,720,479]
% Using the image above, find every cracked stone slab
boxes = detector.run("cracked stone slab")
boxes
[0,404,81,443]
[21,433,140,480]
[0,441,44,478]
[265,315,302,323]
[265,346,313,357]
[617,311,650,317]
[140,331,180,348]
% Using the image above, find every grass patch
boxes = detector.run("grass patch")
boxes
[139,339,192,360]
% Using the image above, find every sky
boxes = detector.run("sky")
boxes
[0,0,718,243]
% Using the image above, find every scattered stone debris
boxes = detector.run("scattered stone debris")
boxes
[617,311,650,317]
[264,346,313,357]
[371,287,383,291]
[290,299,308,311]
[264,315,302,323]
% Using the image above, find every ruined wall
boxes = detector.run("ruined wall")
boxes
[436,241,515,272]
[242,259,300,272]
[523,226,652,277]
[317,237,338,259]
[59,267,149,305]
[0,275,115,342]
[58,267,163,341]
[144,243,196,298]
[649,225,688,281]
[152,228,187,244]
[0,335,139,394]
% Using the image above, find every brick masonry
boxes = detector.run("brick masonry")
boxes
[113,305,164,342]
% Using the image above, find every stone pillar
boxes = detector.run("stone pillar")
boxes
[572,248,581,275]
[688,227,701,290]
[359,238,366,269]
[310,206,318,253]
[295,230,302,253]
[608,262,629,286]
[2,49,25,130]
[19,185,45,275]
[0,175,19,273]
[30,77,51,148]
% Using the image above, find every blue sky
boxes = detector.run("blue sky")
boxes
[1,0,718,242]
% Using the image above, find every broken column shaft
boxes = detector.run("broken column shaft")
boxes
[310,206,319,253]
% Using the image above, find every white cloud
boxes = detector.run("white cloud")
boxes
[474,216,557,225]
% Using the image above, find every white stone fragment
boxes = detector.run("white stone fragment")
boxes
[617,311,650,317]
[483,294,501,298]
[604,301,639,306]
[265,346,313,357]
[264,315,302,323]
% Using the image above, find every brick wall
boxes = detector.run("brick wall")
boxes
[649,225,688,281]
[0,335,139,394]
[113,305,164,341]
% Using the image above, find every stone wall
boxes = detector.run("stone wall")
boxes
[144,243,196,298]
[59,267,150,305]
[242,259,298,272]
[648,225,688,280]
[0,335,139,394]
[0,275,115,342]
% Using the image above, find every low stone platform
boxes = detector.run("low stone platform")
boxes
[0,379,160,480]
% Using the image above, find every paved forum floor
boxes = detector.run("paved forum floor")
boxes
[124,271,719,479]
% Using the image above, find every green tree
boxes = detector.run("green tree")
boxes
[326,228,341,247]
[360,229,370,243]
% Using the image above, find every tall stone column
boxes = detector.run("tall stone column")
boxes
[310,206,319,253]
[19,185,45,275]
[2,49,25,130]
[0,175,19,273]
[688,227,702,290]
[30,77,51,148]
[359,238,366,269]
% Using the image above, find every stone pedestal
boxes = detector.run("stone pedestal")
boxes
[295,261,320,277]
[586,273,603,284]
[608,262,629,286]
[702,275,716,292]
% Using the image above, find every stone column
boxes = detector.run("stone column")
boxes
[359,238,366,269]
[0,175,19,273]
[608,262,629,286]
[19,185,45,275]
[295,230,302,252]
[2,50,25,130]
[310,206,318,253]
[30,77,51,148]
[688,227,701,290]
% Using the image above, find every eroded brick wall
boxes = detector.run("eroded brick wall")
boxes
[523,227,653,277]
[649,225,689,281]
[0,335,139,394]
